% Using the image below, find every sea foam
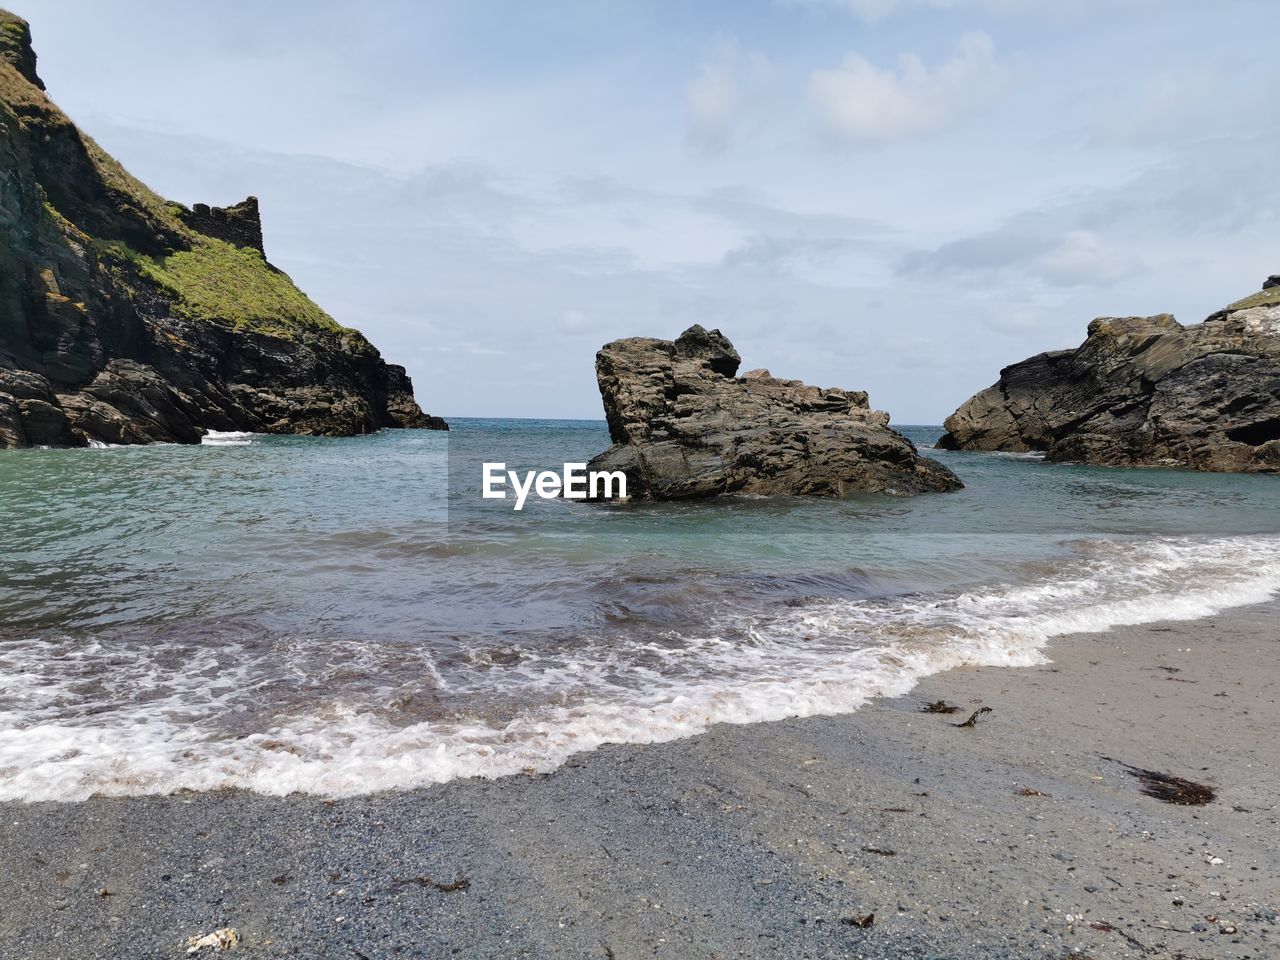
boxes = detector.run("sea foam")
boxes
[1,535,1277,801]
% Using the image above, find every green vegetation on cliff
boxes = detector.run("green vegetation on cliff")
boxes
[2,9,345,343]
[86,234,349,339]
[0,8,442,448]
[1224,285,1280,313]
[141,239,347,337]
[0,11,29,55]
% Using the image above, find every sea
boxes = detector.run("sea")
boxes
[2,420,1278,801]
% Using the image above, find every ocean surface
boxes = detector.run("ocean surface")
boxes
[2,419,1279,802]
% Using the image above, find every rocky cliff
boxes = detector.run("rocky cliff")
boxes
[587,325,962,499]
[937,279,1280,472]
[0,11,445,448]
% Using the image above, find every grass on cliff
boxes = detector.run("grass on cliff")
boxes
[0,54,39,108]
[94,233,349,339]
[0,12,27,48]
[135,237,348,338]
[1,51,182,239]
[1225,285,1280,312]
[81,132,186,235]
[4,19,353,345]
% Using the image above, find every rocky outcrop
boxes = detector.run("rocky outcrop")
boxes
[586,325,962,499]
[0,9,41,89]
[178,197,265,256]
[0,10,444,448]
[937,280,1280,472]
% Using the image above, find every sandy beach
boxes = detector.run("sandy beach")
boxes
[3,601,1276,960]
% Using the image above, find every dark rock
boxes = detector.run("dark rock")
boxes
[1263,275,1280,290]
[384,363,448,431]
[937,284,1280,472]
[0,10,43,90]
[177,197,265,256]
[59,360,206,445]
[0,367,79,447]
[587,324,962,499]
[0,12,445,449]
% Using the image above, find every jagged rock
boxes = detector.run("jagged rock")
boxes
[178,197,266,256]
[587,325,962,499]
[0,10,445,448]
[937,279,1280,472]
[384,364,447,430]
[0,8,42,89]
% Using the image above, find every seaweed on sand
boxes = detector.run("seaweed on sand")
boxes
[1102,757,1216,805]
[1128,768,1216,805]
[921,700,960,714]
[953,706,992,729]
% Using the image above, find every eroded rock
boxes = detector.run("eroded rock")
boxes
[587,325,962,499]
[937,280,1280,472]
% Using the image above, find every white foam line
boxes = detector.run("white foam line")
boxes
[1,535,1278,801]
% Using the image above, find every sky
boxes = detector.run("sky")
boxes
[14,0,1280,422]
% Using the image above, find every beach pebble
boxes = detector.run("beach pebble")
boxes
[184,928,239,953]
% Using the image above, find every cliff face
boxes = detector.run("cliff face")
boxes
[937,280,1280,473]
[0,11,445,448]
[587,325,962,499]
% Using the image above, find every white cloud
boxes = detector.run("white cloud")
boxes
[558,309,598,334]
[809,32,1009,143]
[1035,231,1145,286]
[1092,69,1266,146]
[791,0,957,20]
[786,0,1142,22]
[686,40,773,153]
[899,227,1147,289]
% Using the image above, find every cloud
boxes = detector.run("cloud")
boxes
[1092,68,1273,146]
[557,309,599,334]
[809,32,1009,142]
[785,0,1148,21]
[895,124,1280,300]
[1036,231,1146,286]
[788,0,959,20]
[901,227,1146,289]
[685,40,773,153]
[721,233,876,276]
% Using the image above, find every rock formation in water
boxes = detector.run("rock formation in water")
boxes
[586,324,962,499]
[937,279,1280,472]
[0,11,445,448]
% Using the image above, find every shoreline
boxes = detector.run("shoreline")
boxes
[4,601,1278,959]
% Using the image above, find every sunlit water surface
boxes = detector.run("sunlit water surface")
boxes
[2,420,1278,799]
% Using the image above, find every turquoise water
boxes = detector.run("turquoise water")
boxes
[2,420,1279,800]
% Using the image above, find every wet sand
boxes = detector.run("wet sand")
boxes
[3,602,1277,959]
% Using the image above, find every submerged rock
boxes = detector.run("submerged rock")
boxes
[937,279,1280,472]
[0,10,445,449]
[586,325,962,499]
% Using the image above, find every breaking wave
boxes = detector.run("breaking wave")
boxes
[1,534,1277,801]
